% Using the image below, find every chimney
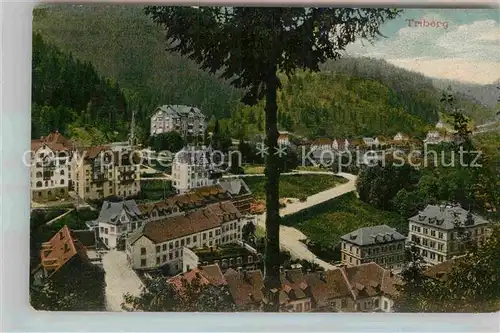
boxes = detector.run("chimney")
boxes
[64,243,69,253]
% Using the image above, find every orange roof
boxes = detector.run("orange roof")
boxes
[168,264,227,293]
[40,225,88,278]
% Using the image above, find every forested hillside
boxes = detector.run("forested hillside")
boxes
[33,4,495,141]
[32,31,131,145]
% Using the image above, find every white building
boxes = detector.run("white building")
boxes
[96,200,144,249]
[332,138,350,151]
[150,105,205,137]
[362,137,379,147]
[30,139,71,202]
[393,133,409,142]
[408,204,490,266]
[126,201,244,274]
[278,132,290,146]
[171,146,217,194]
[423,131,453,145]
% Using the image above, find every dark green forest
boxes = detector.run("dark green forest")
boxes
[32,5,496,143]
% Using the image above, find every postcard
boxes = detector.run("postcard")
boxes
[29,5,500,313]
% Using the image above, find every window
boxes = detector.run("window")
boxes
[100,227,104,233]
[341,299,347,308]
[162,244,167,251]
[193,236,197,242]
[110,226,115,232]
[175,250,179,258]
[141,259,146,267]
[430,252,436,260]
[141,247,146,255]
[209,231,213,238]
[169,242,173,250]
[162,255,167,262]
[186,237,191,245]
[169,253,173,260]
[203,233,207,240]
[156,245,161,253]
[343,243,346,249]
[60,179,65,185]
[104,238,108,245]
[397,243,402,250]
[367,248,372,255]
[438,232,444,239]
[431,230,436,237]
[248,256,253,263]
[229,258,234,266]
[175,240,179,248]
[424,228,428,234]
[296,303,303,312]
[156,257,160,265]
[375,299,380,308]
[105,228,109,235]
[349,245,353,252]
[237,257,242,265]
[438,243,444,251]
[181,239,185,246]
[384,301,388,310]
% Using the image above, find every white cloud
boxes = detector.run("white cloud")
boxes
[345,17,500,84]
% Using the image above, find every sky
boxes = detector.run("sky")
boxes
[345,9,500,85]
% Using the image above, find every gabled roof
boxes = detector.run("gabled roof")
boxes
[423,258,459,282]
[154,105,205,119]
[341,225,406,246]
[97,200,142,225]
[218,179,252,196]
[168,264,226,292]
[224,269,264,308]
[279,269,309,304]
[39,225,88,278]
[342,262,400,298]
[304,269,353,307]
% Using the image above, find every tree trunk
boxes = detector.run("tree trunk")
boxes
[263,64,281,312]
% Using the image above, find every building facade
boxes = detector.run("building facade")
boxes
[126,201,244,274]
[340,225,406,271]
[408,204,490,266]
[171,146,218,194]
[71,146,141,201]
[150,104,205,137]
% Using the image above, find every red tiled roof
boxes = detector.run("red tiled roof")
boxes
[424,258,457,282]
[309,138,333,146]
[304,269,353,308]
[342,262,399,298]
[279,269,309,304]
[168,264,226,291]
[40,225,88,278]
[224,269,264,308]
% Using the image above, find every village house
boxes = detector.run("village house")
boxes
[277,268,313,312]
[96,200,144,249]
[277,131,290,146]
[408,204,490,266]
[393,132,410,142]
[223,269,265,311]
[171,146,220,194]
[343,262,399,312]
[126,201,244,274]
[71,145,141,201]
[150,104,205,137]
[362,137,379,148]
[340,225,406,271]
[31,225,105,302]
[332,138,350,151]
[30,131,74,201]
[218,179,257,226]
[303,268,355,312]
[308,138,334,151]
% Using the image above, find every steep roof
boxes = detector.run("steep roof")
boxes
[168,264,226,293]
[343,262,400,299]
[304,269,353,307]
[39,225,88,278]
[424,257,460,282]
[224,269,264,308]
[279,269,309,304]
[218,179,252,196]
[409,204,490,230]
[97,200,142,225]
[155,105,205,119]
[341,225,406,246]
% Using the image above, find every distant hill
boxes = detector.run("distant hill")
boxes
[432,78,499,124]
[33,5,495,140]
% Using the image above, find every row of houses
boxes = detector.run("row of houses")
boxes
[93,179,257,275]
[30,131,142,202]
[340,203,491,270]
[168,262,400,312]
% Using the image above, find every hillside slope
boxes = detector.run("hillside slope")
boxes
[33,4,494,140]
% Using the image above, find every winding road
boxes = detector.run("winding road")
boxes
[255,172,358,271]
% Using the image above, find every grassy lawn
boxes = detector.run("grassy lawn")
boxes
[243,165,266,174]
[282,192,407,259]
[295,165,326,172]
[245,174,348,201]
